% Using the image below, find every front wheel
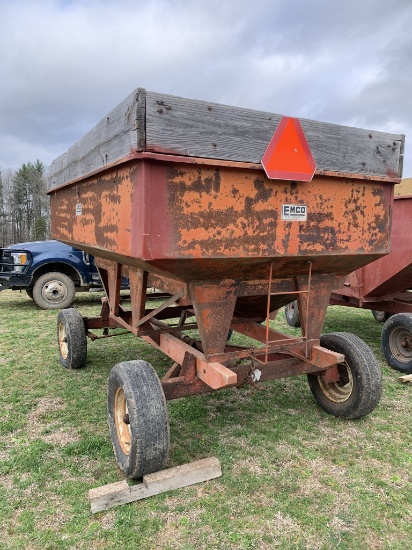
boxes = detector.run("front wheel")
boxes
[108,361,170,479]
[307,332,382,419]
[284,300,301,327]
[57,308,87,369]
[381,313,412,373]
[33,271,76,309]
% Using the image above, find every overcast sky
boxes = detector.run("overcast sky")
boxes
[1,0,411,177]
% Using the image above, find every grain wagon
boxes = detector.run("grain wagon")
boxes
[48,89,404,478]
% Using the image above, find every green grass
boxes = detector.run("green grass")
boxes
[0,289,411,549]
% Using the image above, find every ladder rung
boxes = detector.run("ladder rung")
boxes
[269,290,309,296]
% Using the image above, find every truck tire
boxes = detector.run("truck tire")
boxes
[381,313,412,373]
[372,310,391,323]
[57,308,87,369]
[33,271,76,309]
[307,332,382,419]
[108,360,170,479]
[284,300,301,327]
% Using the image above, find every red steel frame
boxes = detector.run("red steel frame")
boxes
[84,257,347,401]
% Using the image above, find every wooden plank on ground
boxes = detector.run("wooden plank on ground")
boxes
[398,374,412,384]
[89,457,222,513]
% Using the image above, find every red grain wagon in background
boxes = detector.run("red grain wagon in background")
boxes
[285,189,412,375]
[48,89,404,478]
[329,193,412,374]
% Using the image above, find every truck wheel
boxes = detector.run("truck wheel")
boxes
[57,308,87,369]
[381,313,412,373]
[33,272,76,309]
[284,300,301,327]
[372,310,390,323]
[108,360,170,479]
[307,332,382,419]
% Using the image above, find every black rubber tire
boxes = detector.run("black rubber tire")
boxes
[372,310,391,323]
[33,271,76,309]
[307,332,382,420]
[284,300,301,327]
[381,313,412,373]
[108,360,170,479]
[57,308,87,369]
[26,289,34,300]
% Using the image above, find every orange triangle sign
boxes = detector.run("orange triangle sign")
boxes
[262,117,316,181]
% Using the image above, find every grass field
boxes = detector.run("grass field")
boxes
[0,289,411,549]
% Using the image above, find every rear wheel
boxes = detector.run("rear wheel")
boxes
[307,332,382,419]
[284,300,301,327]
[381,313,412,373]
[372,310,391,323]
[33,271,76,309]
[57,308,87,369]
[108,360,170,479]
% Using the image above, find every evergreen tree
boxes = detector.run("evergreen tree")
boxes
[11,160,49,243]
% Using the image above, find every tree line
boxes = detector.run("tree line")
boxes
[0,160,50,247]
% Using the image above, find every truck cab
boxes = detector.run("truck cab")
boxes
[0,240,101,309]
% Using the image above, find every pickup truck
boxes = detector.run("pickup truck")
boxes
[0,240,102,309]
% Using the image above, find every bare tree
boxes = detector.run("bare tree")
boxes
[11,160,49,243]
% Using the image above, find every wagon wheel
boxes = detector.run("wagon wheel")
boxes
[284,300,301,327]
[371,310,391,323]
[307,332,382,419]
[108,360,170,479]
[381,313,412,373]
[57,308,87,369]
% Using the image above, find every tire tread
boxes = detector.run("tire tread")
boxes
[308,332,382,420]
[108,360,170,479]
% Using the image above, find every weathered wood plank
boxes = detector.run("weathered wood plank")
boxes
[146,91,404,178]
[143,456,222,492]
[48,88,146,189]
[89,457,222,513]
[47,87,404,190]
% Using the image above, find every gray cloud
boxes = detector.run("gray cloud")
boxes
[1,0,411,175]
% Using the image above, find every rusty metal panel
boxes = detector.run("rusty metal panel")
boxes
[50,155,393,284]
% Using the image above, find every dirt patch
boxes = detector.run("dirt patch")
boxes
[34,492,70,531]
[232,456,265,476]
[99,509,116,530]
[26,397,80,446]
